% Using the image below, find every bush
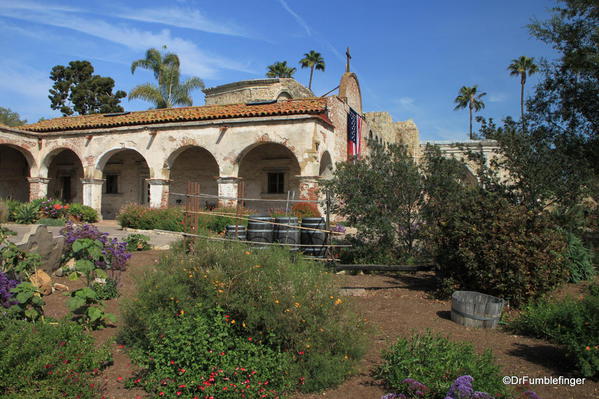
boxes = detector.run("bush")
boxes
[39,199,68,219]
[563,232,595,282]
[124,234,151,251]
[120,240,368,393]
[11,201,40,224]
[67,203,98,223]
[509,285,599,378]
[0,319,110,398]
[373,330,508,399]
[291,202,321,219]
[92,278,119,300]
[117,204,184,232]
[433,192,568,307]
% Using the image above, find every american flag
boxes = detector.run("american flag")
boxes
[347,108,362,160]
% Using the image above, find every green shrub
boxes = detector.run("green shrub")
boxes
[373,330,508,399]
[92,277,119,300]
[117,204,184,231]
[124,234,151,251]
[433,192,568,307]
[11,202,40,224]
[37,217,66,226]
[0,319,111,399]
[127,305,297,398]
[563,232,595,282]
[0,200,9,222]
[67,203,98,223]
[120,240,368,393]
[509,285,599,378]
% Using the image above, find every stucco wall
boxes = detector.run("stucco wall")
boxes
[204,78,314,106]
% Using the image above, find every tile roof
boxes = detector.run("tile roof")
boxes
[21,97,330,133]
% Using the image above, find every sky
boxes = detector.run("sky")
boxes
[0,0,558,141]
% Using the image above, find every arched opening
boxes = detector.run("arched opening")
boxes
[45,149,84,203]
[238,142,301,212]
[0,144,31,201]
[168,146,219,208]
[276,91,292,102]
[99,149,150,219]
[319,151,333,179]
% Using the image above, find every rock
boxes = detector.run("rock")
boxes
[65,258,76,270]
[53,283,69,292]
[54,267,64,277]
[93,277,106,285]
[16,225,65,273]
[29,269,53,296]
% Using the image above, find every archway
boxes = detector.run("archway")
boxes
[44,149,84,203]
[319,151,333,179]
[167,146,220,208]
[238,142,301,212]
[99,149,150,219]
[0,144,32,201]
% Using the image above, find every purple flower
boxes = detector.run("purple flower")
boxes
[0,271,18,308]
[522,391,541,399]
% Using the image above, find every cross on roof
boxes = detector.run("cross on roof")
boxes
[345,47,351,72]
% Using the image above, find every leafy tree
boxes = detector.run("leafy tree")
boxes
[129,47,204,109]
[453,85,486,140]
[299,50,325,91]
[265,61,296,78]
[49,60,126,116]
[507,56,538,121]
[0,107,26,127]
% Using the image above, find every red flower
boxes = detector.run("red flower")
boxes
[159,392,165,396]
[53,204,62,209]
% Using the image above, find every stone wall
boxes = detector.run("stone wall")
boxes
[203,78,314,106]
[395,120,420,161]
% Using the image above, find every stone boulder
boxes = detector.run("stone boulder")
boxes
[16,225,65,273]
[29,269,53,296]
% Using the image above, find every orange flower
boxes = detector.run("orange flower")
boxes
[586,346,591,351]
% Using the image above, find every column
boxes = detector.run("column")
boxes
[148,179,170,208]
[81,178,104,218]
[217,177,240,207]
[27,177,50,201]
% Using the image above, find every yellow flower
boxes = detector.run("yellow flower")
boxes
[274,299,280,304]
[245,251,251,255]
[231,320,236,324]
[285,309,291,313]
[334,298,343,305]
[294,302,301,308]
[329,296,334,299]
[217,289,224,293]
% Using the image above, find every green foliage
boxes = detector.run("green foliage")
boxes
[266,61,296,78]
[120,240,368,393]
[11,201,40,224]
[433,191,569,307]
[127,305,297,398]
[117,204,184,231]
[0,242,41,280]
[453,85,486,139]
[563,232,595,282]
[509,285,599,378]
[92,277,119,300]
[66,203,98,223]
[0,200,9,222]
[299,50,325,90]
[124,234,151,251]
[325,140,423,263]
[0,106,27,127]
[8,282,45,322]
[49,60,126,116]
[373,330,508,399]
[0,318,110,399]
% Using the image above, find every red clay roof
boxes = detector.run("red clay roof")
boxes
[21,98,330,133]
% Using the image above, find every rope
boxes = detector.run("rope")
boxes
[170,191,322,204]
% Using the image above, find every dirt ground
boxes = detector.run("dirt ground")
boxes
[42,251,598,399]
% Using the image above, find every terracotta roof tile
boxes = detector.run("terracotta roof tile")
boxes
[21,98,330,133]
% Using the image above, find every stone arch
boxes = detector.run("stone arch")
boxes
[0,144,33,201]
[276,91,292,102]
[166,146,220,208]
[42,148,84,203]
[319,150,333,179]
[237,142,301,212]
[96,148,152,219]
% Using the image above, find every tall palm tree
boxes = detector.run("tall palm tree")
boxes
[129,47,204,108]
[265,61,296,78]
[299,50,325,91]
[454,85,487,140]
[508,56,538,121]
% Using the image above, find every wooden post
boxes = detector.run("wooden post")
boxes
[235,179,244,238]
[325,188,332,261]
[184,181,200,253]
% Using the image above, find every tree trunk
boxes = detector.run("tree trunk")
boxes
[308,66,314,90]
[520,78,525,122]
[469,103,473,140]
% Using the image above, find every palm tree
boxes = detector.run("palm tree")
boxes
[508,56,538,121]
[129,47,204,108]
[299,50,325,91]
[454,85,487,140]
[265,61,296,78]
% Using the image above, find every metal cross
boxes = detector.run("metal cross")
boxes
[345,47,351,72]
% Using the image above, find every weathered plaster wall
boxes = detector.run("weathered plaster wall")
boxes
[204,78,314,106]
[46,149,84,203]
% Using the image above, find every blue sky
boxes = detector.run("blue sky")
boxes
[0,0,557,141]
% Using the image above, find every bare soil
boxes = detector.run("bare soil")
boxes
[42,251,598,399]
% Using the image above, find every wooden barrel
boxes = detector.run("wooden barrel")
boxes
[274,216,300,250]
[247,215,273,247]
[451,291,505,329]
[300,217,327,257]
[225,225,246,241]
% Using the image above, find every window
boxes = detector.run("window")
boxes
[267,172,285,194]
[105,174,118,194]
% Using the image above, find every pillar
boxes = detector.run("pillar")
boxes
[27,177,50,201]
[217,177,240,207]
[148,179,170,208]
[81,178,104,218]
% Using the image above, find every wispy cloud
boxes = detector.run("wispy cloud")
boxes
[0,2,254,78]
[488,93,507,103]
[277,0,311,36]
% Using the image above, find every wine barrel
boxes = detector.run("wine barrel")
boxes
[451,291,505,329]
[274,216,300,250]
[225,225,246,241]
[247,215,273,247]
[300,217,327,257]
